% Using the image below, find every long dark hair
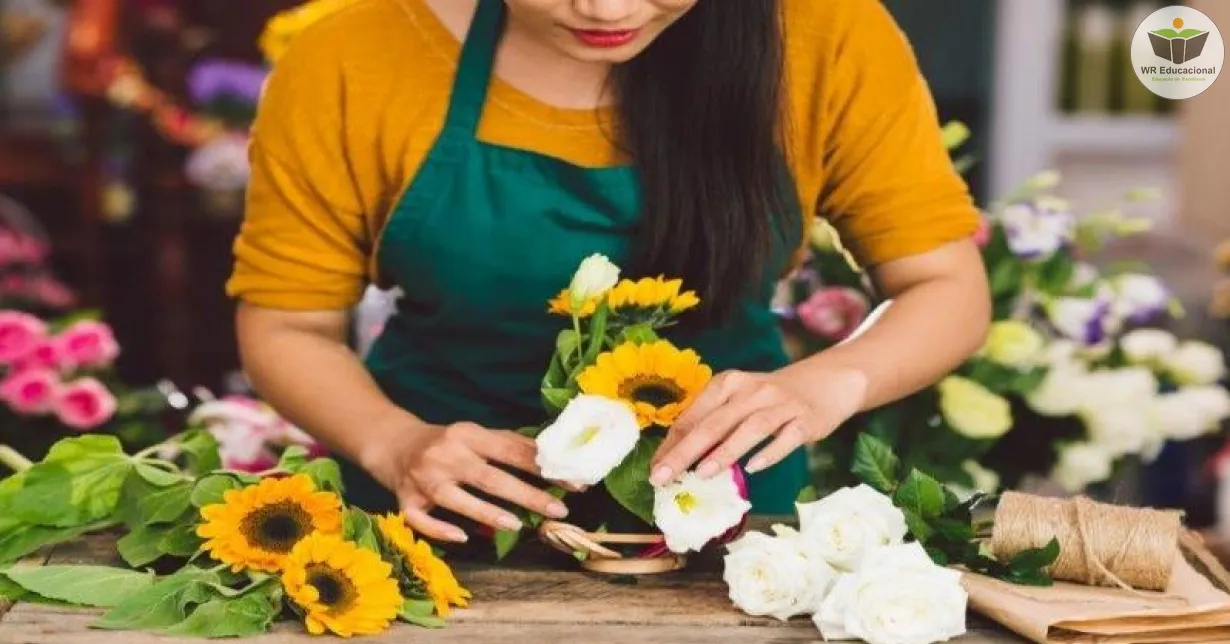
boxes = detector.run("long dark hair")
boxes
[610,1,795,323]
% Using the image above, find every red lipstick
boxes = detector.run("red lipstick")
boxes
[570,28,640,48]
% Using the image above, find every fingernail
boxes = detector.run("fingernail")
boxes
[747,457,767,474]
[499,516,524,531]
[650,465,672,486]
[449,529,469,543]
[547,502,569,519]
[696,460,720,478]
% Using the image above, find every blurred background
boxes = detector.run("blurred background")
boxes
[1,0,1229,529]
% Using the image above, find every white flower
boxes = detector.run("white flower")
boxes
[723,531,837,620]
[1152,386,1230,441]
[534,395,640,486]
[1047,294,1119,347]
[1112,274,1170,324]
[815,543,966,644]
[184,135,251,192]
[1026,362,1088,417]
[1121,329,1178,366]
[795,484,907,572]
[568,254,620,307]
[1162,341,1227,386]
[1052,442,1115,492]
[1041,339,1082,367]
[1185,385,1230,425]
[962,460,1000,495]
[1026,169,1062,190]
[1068,262,1100,290]
[1076,368,1159,457]
[654,470,751,554]
[999,202,1075,260]
[979,320,1044,368]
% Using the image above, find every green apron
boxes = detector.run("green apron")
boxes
[345,0,808,517]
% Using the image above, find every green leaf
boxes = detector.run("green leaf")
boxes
[894,470,947,520]
[515,425,543,439]
[159,521,203,557]
[13,444,134,527]
[277,445,310,473]
[164,590,281,638]
[850,433,900,494]
[191,474,243,508]
[401,598,435,617]
[177,429,222,475]
[925,546,950,566]
[343,509,381,552]
[902,509,934,544]
[400,604,446,629]
[301,458,343,493]
[138,483,194,525]
[94,568,220,630]
[4,565,154,608]
[581,301,610,365]
[604,437,661,525]
[116,524,171,568]
[1006,568,1054,587]
[494,529,522,561]
[555,329,580,366]
[1009,538,1061,572]
[795,485,818,504]
[0,572,28,601]
[135,464,184,487]
[0,523,96,565]
[541,388,575,415]
[932,518,975,543]
[989,260,1023,299]
[619,323,658,345]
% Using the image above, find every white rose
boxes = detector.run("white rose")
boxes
[535,395,640,486]
[1080,401,1154,457]
[1112,274,1170,323]
[1163,341,1227,386]
[1152,386,1230,441]
[568,253,620,307]
[1121,328,1178,366]
[1052,442,1115,492]
[796,484,907,572]
[723,531,837,621]
[815,543,966,644]
[1026,363,1088,417]
[654,470,751,554]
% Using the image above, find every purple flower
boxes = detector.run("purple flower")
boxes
[999,200,1075,261]
[187,60,268,106]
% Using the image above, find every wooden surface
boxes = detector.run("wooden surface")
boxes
[0,535,1024,644]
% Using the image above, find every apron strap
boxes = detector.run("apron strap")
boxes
[443,0,504,135]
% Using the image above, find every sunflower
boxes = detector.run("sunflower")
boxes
[282,533,403,637]
[607,277,700,317]
[547,289,599,317]
[576,340,712,428]
[376,514,471,617]
[197,474,343,573]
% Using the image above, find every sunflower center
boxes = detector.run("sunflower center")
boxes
[240,500,313,554]
[620,376,684,408]
[306,564,358,613]
[675,491,699,514]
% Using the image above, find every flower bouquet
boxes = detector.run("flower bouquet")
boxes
[495,255,751,573]
[0,421,468,638]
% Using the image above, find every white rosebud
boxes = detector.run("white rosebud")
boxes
[568,254,620,308]
[1026,363,1088,417]
[534,395,640,486]
[1162,341,1227,386]
[795,484,907,572]
[1111,274,1170,324]
[814,543,967,644]
[1052,442,1115,492]
[723,531,837,621]
[654,470,751,554]
[1121,328,1178,366]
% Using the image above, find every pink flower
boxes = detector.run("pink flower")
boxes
[0,275,23,293]
[12,339,67,372]
[972,216,993,248]
[55,378,118,430]
[0,368,61,414]
[796,287,870,342]
[13,236,48,264]
[30,277,76,309]
[56,320,120,369]
[0,311,48,364]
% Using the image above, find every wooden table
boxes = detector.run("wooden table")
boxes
[0,535,1022,644]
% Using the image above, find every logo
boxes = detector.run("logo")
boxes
[1132,5,1223,100]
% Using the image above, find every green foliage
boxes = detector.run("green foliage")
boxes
[850,433,900,495]
[400,598,446,628]
[342,509,381,553]
[2,565,154,608]
[604,437,662,525]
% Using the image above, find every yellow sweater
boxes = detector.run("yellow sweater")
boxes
[228,0,980,310]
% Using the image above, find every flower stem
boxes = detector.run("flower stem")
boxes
[571,314,584,365]
[0,444,33,473]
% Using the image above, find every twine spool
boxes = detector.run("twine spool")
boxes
[990,491,1182,591]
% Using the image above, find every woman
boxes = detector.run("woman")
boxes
[230,0,991,544]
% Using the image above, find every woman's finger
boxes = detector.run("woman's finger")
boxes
[400,495,468,543]
[475,430,541,476]
[467,464,569,520]
[434,483,525,533]
[697,404,799,477]
[652,386,776,484]
[745,420,811,474]
[653,372,745,468]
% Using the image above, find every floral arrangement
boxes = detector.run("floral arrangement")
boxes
[187,395,326,473]
[0,427,468,638]
[785,127,1230,496]
[492,255,750,560]
[722,434,1058,644]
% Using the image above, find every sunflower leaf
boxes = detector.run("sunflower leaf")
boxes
[93,568,220,631]
[300,458,343,494]
[401,612,446,629]
[138,482,194,525]
[190,474,243,508]
[117,524,171,568]
[4,565,155,608]
[135,463,184,487]
[177,429,222,476]
[158,518,203,557]
[581,301,610,366]
[604,437,662,525]
[619,323,658,345]
[276,445,310,473]
[541,388,575,416]
[9,436,133,527]
[0,522,99,565]
[343,509,381,553]
[164,589,280,638]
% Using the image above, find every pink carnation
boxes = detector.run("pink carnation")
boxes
[30,277,76,309]
[57,320,120,369]
[796,287,871,342]
[55,378,118,431]
[12,339,67,372]
[0,368,61,414]
[0,311,48,364]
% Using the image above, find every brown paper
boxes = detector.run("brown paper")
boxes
[964,551,1230,643]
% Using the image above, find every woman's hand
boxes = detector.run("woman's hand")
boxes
[363,421,570,543]
[649,367,867,485]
